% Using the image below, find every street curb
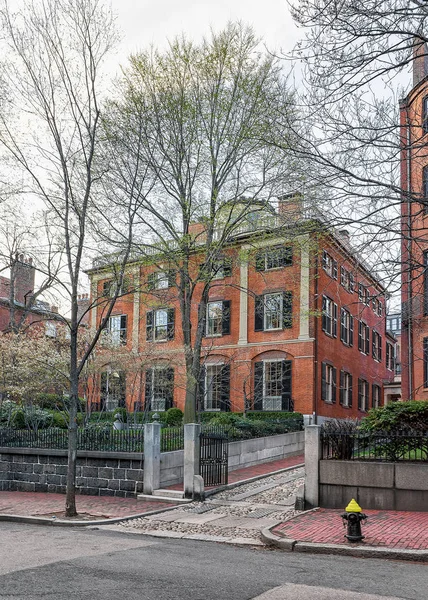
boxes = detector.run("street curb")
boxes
[0,503,182,528]
[204,461,304,497]
[261,515,428,562]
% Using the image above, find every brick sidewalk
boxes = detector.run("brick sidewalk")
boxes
[0,491,171,519]
[272,508,428,550]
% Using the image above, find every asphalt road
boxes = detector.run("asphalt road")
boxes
[0,522,426,600]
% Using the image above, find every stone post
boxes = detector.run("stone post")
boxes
[183,423,201,499]
[305,425,321,509]
[143,422,161,495]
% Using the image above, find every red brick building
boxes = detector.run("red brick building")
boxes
[0,255,64,334]
[87,199,390,422]
[400,41,428,400]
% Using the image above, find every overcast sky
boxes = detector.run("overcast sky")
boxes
[111,0,300,73]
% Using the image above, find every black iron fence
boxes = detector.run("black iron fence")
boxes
[321,430,428,462]
[0,427,145,453]
[161,426,184,452]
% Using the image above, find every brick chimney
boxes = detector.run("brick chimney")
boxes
[77,293,90,325]
[278,192,303,222]
[413,38,428,87]
[14,255,35,305]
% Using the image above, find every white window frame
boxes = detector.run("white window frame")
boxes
[108,315,127,346]
[373,384,381,409]
[325,364,334,403]
[386,342,395,371]
[149,367,172,412]
[342,372,352,407]
[323,296,336,336]
[373,330,382,362]
[262,359,283,411]
[264,292,283,331]
[204,363,224,411]
[206,301,223,337]
[340,308,352,346]
[155,271,169,289]
[322,250,337,278]
[154,309,168,341]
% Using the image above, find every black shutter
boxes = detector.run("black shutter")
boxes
[255,251,265,271]
[340,309,345,342]
[358,321,362,351]
[167,308,175,340]
[165,368,174,409]
[372,383,376,409]
[279,246,293,267]
[386,342,390,368]
[220,364,231,411]
[379,336,382,361]
[358,379,362,411]
[349,316,354,346]
[321,362,327,401]
[255,295,264,331]
[333,303,338,338]
[332,367,337,403]
[222,300,231,335]
[372,330,376,359]
[120,315,127,343]
[223,258,232,277]
[322,296,327,332]
[147,273,156,291]
[198,365,206,412]
[146,311,154,341]
[339,370,344,405]
[254,361,264,410]
[322,250,327,270]
[145,369,152,410]
[199,304,206,337]
[167,270,176,287]
[333,260,338,280]
[348,374,353,407]
[365,326,370,354]
[282,291,293,329]
[281,360,292,411]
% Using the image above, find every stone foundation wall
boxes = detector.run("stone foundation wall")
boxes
[0,448,144,497]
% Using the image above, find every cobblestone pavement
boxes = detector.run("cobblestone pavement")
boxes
[116,467,305,542]
[0,491,172,519]
[272,508,428,550]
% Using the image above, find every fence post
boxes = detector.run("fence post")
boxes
[305,425,321,509]
[184,423,201,499]
[143,422,161,495]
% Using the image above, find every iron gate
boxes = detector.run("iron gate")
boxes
[199,432,228,486]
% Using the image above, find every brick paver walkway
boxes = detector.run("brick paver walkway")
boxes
[272,508,428,550]
[167,454,304,490]
[0,491,172,519]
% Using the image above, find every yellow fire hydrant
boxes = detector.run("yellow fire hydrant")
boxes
[341,499,367,542]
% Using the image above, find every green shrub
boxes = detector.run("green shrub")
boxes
[11,408,26,429]
[360,401,428,433]
[165,408,183,426]
[34,393,65,410]
[51,412,68,429]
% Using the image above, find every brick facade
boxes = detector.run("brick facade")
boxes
[87,206,390,420]
[400,44,428,400]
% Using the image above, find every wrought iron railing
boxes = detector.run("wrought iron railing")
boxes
[321,430,428,462]
[160,426,184,452]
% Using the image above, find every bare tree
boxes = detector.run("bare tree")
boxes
[106,23,300,423]
[0,0,147,516]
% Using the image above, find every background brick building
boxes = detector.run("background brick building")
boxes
[87,199,391,422]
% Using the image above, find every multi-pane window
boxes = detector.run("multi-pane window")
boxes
[358,321,370,354]
[387,316,401,333]
[255,246,293,271]
[212,258,232,280]
[108,315,127,345]
[145,367,174,412]
[372,384,381,408]
[386,342,395,371]
[322,250,338,279]
[372,330,382,362]
[202,364,230,411]
[372,297,383,316]
[358,379,369,412]
[254,292,292,332]
[340,308,354,346]
[146,308,175,342]
[254,359,292,411]
[100,371,126,411]
[321,362,336,403]
[322,296,338,337]
[103,277,129,297]
[358,283,370,305]
[423,96,428,134]
[205,300,231,337]
[340,266,354,293]
[148,270,174,290]
[340,371,353,408]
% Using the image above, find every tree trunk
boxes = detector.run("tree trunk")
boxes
[65,322,79,517]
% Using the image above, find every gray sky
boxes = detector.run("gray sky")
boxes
[111,0,300,72]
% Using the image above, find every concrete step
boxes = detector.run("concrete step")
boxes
[137,489,190,504]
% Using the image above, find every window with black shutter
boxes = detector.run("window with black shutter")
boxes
[282,292,293,329]
[322,250,337,279]
[205,301,231,336]
[145,367,175,412]
[358,378,369,411]
[146,309,174,342]
[101,370,126,411]
[222,300,231,335]
[340,371,352,407]
[340,308,353,346]
[321,362,335,403]
[255,246,292,271]
[281,360,292,411]
[108,315,127,345]
[322,296,337,337]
